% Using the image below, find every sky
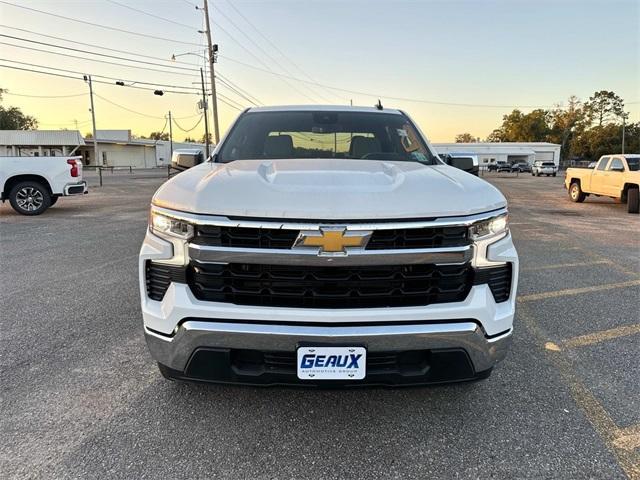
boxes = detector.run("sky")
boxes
[0,0,638,142]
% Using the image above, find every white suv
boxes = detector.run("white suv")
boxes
[532,161,557,177]
[139,106,518,386]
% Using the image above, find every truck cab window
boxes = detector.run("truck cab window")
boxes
[608,158,624,171]
[596,157,610,171]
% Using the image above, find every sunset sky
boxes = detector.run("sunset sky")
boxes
[0,0,638,142]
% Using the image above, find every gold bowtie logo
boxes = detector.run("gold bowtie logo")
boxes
[295,227,371,254]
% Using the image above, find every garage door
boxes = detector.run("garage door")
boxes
[535,151,555,163]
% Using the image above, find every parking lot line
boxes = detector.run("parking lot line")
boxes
[614,424,640,452]
[518,305,640,479]
[521,259,611,272]
[559,324,640,350]
[518,279,640,303]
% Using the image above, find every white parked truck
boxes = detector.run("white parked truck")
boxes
[0,156,87,215]
[139,106,519,386]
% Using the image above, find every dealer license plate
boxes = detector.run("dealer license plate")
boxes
[296,346,366,380]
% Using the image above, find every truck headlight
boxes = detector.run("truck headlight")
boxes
[150,211,194,240]
[469,213,508,241]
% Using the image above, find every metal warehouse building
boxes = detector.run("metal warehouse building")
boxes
[432,142,561,169]
[0,130,85,157]
[0,129,205,169]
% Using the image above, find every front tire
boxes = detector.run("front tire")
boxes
[8,181,51,215]
[569,182,586,203]
[628,187,639,214]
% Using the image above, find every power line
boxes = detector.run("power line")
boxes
[173,115,204,132]
[0,25,203,69]
[225,1,343,103]
[217,55,589,109]
[105,0,197,31]
[216,76,260,106]
[2,58,203,93]
[216,92,245,110]
[0,63,201,96]
[3,91,87,98]
[0,1,201,46]
[212,4,332,103]
[93,93,169,120]
[202,13,321,103]
[217,97,243,111]
[0,37,199,77]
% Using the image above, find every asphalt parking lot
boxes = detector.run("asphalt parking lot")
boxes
[1,169,639,479]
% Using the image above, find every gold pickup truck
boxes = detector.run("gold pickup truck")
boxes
[565,154,640,214]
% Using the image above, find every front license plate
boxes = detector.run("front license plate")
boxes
[297,346,366,380]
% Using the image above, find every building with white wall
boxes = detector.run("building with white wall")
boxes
[79,130,206,168]
[0,130,85,157]
[0,129,206,168]
[432,142,561,169]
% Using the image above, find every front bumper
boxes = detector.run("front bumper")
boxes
[146,320,511,386]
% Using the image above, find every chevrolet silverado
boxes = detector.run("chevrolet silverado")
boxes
[0,155,87,215]
[565,154,640,213]
[139,106,519,386]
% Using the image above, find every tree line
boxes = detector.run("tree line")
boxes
[455,90,638,162]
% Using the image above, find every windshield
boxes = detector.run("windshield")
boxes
[626,157,639,171]
[216,111,438,164]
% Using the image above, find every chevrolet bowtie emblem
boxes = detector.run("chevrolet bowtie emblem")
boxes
[294,227,372,255]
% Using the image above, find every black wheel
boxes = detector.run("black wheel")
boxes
[552,173,557,177]
[50,196,59,206]
[569,181,586,203]
[8,181,51,215]
[628,187,639,214]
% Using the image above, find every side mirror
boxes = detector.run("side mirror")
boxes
[448,156,475,172]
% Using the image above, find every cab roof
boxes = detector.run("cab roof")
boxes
[246,105,404,115]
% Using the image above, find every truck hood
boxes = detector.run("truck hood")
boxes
[153,159,506,220]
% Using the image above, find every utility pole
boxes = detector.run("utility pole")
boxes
[168,111,173,158]
[84,75,99,167]
[200,68,211,158]
[202,0,220,144]
[622,114,626,154]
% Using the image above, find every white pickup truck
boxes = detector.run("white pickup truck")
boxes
[0,156,87,215]
[140,106,519,386]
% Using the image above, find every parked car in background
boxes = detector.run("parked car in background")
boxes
[511,163,532,173]
[532,161,557,177]
[487,160,508,172]
[0,156,87,215]
[140,105,518,386]
[565,154,640,213]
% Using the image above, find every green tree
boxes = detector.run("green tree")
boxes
[148,131,170,141]
[547,95,585,161]
[0,88,38,130]
[454,132,476,143]
[184,136,196,142]
[487,109,551,142]
[584,90,624,126]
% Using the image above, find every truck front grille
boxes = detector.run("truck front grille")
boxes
[193,225,299,249]
[192,224,469,250]
[187,261,473,308]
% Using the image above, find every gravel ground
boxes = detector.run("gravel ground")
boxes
[1,169,638,479]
